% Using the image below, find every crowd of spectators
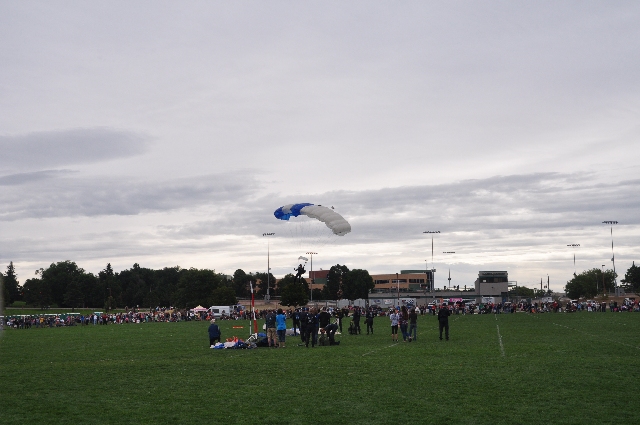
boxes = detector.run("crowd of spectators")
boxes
[1,305,249,329]
[4,298,639,331]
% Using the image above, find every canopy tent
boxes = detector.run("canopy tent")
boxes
[192,306,208,313]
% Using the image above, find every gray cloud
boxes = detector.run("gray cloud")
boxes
[152,172,640,246]
[0,171,259,220]
[0,169,75,186]
[0,128,148,171]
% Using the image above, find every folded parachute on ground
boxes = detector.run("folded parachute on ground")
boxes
[274,203,351,236]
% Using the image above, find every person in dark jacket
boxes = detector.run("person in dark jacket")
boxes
[208,319,221,346]
[352,307,361,335]
[438,304,451,341]
[298,308,309,345]
[265,310,277,348]
[318,307,331,329]
[408,308,418,341]
[305,308,319,348]
[337,308,345,332]
[324,323,339,345]
[365,309,374,335]
[292,309,301,336]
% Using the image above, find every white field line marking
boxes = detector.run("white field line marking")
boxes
[362,343,398,357]
[552,322,640,351]
[496,324,505,357]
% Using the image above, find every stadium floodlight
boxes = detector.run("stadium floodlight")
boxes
[567,244,580,274]
[306,252,318,301]
[263,233,275,302]
[602,221,619,294]
[423,231,441,291]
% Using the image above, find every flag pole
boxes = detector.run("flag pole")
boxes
[250,281,257,335]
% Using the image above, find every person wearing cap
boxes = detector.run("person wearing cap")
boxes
[292,308,301,336]
[208,319,221,347]
[304,307,319,348]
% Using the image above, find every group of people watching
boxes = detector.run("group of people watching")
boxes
[388,305,420,342]
[263,307,340,348]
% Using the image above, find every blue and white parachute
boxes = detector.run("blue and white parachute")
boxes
[274,203,351,236]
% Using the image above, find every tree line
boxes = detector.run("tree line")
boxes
[1,261,375,310]
[564,262,639,299]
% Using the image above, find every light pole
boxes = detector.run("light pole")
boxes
[424,231,440,291]
[442,252,455,289]
[603,221,618,295]
[396,272,400,306]
[567,244,580,275]
[263,233,274,303]
[306,251,317,301]
[424,259,429,293]
[602,264,606,295]
[540,278,543,299]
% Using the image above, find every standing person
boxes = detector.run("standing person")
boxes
[337,308,344,333]
[298,308,309,345]
[389,308,399,342]
[365,308,374,335]
[408,308,418,341]
[438,304,451,341]
[305,308,319,348]
[399,306,409,342]
[265,310,277,348]
[208,319,221,347]
[318,307,331,329]
[275,308,287,348]
[352,307,361,335]
[292,309,301,336]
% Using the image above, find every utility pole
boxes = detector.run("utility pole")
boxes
[306,252,317,302]
[263,233,274,303]
[424,231,440,291]
[603,221,618,295]
[567,244,580,275]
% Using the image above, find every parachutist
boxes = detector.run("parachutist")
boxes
[294,264,306,284]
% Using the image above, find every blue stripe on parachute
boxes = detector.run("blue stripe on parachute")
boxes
[274,203,314,220]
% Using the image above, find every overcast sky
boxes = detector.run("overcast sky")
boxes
[1,1,639,292]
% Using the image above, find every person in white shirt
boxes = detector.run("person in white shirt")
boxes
[389,309,399,342]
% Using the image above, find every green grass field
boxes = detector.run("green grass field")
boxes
[1,312,639,424]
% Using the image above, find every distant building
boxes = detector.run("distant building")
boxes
[305,268,510,304]
[475,271,509,301]
[309,269,329,292]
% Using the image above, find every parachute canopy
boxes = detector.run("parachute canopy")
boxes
[274,203,351,236]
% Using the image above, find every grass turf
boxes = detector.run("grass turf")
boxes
[1,312,639,424]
